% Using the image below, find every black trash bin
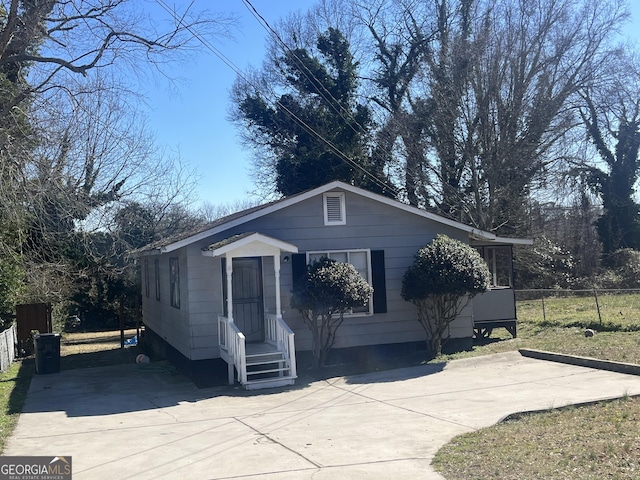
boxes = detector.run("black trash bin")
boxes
[34,333,61,374]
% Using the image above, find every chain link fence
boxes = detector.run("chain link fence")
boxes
[515,289,640,331]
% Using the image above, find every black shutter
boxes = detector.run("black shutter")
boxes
[371,250,387,313]
[291,253,307,285]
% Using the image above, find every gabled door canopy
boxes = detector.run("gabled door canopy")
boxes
[202,232,298,258]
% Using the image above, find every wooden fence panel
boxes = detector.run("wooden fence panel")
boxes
[16,303,52,355]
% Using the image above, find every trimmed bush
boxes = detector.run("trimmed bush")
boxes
[291,257,373,368]
[402,235,490,356]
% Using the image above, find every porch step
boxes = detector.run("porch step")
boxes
[233,342,298,390]
[246,352,286,366]
[248,366,291,375]
[244,349,295,388]
[246,357,293,377]
[243,375,297,391]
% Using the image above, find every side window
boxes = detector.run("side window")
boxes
[169,257,180,308]
[143,259,150,297]
[477,246,513,288]
[154,259,161,301]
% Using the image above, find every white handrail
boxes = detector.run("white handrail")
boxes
[218,315,246,384]
[265,313,297,379]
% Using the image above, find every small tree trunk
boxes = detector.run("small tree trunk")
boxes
[312,324,322,369]
[425,336,441,358]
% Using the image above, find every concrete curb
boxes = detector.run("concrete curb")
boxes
[519,348,640,376]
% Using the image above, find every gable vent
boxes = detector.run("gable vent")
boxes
[324,192,346,225]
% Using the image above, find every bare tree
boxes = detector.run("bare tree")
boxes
[0,0,234,310]
[461,0,627,235]
[0,0,234,115]
[232,0,629,240]
[356,0,434,206]
[577,51,640,254]
[20,76,200,303]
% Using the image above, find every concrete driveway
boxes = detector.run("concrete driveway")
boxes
[5,351,640,479]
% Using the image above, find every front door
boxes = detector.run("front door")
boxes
[224,257,264,343]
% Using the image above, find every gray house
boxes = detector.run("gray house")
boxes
[139,181,531,389]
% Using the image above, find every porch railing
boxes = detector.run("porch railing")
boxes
[218,315,247,384]
[265,313,297,379]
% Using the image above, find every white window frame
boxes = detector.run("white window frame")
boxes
[169,257,180,309]
[154,258,161,301]
[143,259,150,298]
[306,249,373,315]
[323,192,346,225]
[476,246,513,289]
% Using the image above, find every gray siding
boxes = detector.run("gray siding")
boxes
[143,188,496,360]
[142,253,191,358]
[185,246,221,360]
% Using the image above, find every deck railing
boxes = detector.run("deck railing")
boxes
[218,315,247,384]
[265,313,297,379]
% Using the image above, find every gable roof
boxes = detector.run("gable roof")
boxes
[202,232,298,257]
[140,181,531,255]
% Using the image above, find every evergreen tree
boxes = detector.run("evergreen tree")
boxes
[235,28,391,197]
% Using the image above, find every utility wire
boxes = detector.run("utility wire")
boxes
[155,0,397,196]
[240,0,398,173]
[240,0,371,138]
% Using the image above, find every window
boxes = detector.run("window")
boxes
[154,259,160,301]
[169,257,180,308]
[476,246,513,288]
[143,260,150,297]
[323,192,346,225]
[308,249,372,314]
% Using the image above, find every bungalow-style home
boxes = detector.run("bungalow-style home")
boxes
[138,181,531,390]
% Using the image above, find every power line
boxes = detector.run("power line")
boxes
[155,0,397,196]
[240,0,369,137]
[240,0,400,176]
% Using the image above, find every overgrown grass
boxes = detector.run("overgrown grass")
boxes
[435,293,640,365]
[517,292,640,331]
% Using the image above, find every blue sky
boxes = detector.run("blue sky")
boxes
[145,0,316,208]
[144,0,640,209]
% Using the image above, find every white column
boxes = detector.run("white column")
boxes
[226,254,234,321]
[274,253,282,317]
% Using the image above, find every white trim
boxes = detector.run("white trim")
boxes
[494,236,534,245]
[323,192,346,225]
[306,249,373,316]
[470,236,533,246]
[202,232,298,258]
[158,181,530,252]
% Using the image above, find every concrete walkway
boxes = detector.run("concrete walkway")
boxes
[5,351,640,479]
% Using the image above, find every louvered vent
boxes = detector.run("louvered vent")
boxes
[324,193,346,225]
